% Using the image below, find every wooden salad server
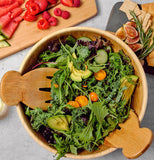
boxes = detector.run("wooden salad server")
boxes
[104,109,153,159]
[0,68,58,110]
[0,68,153,159]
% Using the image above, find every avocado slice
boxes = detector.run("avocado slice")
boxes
[72,67,92,79]
[82,70,92,79]
[47,115,71,131]
[72,52,77,59]
[67,58,73,72]
[70,72,82,82]
[120,75,138,105]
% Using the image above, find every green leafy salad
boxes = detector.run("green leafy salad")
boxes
[25,35,138,159]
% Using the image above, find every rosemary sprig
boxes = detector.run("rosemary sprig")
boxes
[130,10,154,60]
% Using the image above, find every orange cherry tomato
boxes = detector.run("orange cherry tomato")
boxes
[89,92,98,102]
[67,101,80,108]
[94,69,106,81]
[75,95,88,107]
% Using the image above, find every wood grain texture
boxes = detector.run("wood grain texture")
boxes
[0,68,58,110]
[0,0,97,59]
[104,110,153,159]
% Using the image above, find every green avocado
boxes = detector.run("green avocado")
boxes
[72,52,77,59]
[70,72,82,82]
[68,59,92,82]
[68,60,73,72]
[47,115,72,131]
[82,69,92,79]
[120,75,138,105]
[72,67,92,80]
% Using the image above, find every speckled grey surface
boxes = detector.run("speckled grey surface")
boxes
[0,0,154,160]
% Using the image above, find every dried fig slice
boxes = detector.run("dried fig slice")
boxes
[124,24,138,38]
[125,35,140,44]
[125,21,137,28]
[115,27,126,40]
[128,43,143,52]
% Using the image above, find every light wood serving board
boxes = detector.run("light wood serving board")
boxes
[0,0,97,59]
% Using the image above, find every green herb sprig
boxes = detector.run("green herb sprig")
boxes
[130,10,154,60]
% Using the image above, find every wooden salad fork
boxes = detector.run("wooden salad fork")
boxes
[0,68,58,110]
[0,67,153,159]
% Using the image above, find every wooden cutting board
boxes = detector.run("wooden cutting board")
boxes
[0,0,97,59]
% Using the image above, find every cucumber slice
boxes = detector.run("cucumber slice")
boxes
[95,49,108,64]
[77,36,92,42]
[0,40,10,48]
[0,34,6,41]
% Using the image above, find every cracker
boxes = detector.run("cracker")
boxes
[143,19,152,33]
[120,0,137,14]
[142,13,151,27]
[137,10,146,22]
[120,0,141,20]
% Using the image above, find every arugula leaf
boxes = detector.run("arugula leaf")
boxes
[77,113,94,143]
[70,145,78,155]
[91,102,109,125]
[25,107,51,131]
[102,117,118,137]
[39,50,61,62]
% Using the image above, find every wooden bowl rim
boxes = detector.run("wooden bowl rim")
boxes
[16,26,148,159]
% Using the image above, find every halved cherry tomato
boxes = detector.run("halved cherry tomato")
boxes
[89,92,98,102]
[37,18,50,29]
[75,95,88,107]
[67,101,80,108]
[24,11,37,21]
[94,69,106,81]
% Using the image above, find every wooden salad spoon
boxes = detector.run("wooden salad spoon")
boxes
[0,67,153,158]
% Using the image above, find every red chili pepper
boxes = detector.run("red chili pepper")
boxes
[25,0,34,9]
[34,0,48,12]
[27,3,40,15]
[24,11,37,21]
[48,0,58,4]
[37,18,50,29]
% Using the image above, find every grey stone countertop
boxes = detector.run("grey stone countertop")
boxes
[0,0,154,160]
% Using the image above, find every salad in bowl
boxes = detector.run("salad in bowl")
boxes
[17,27,147,160]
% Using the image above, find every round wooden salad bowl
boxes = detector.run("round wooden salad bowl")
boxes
[16,27,148,159]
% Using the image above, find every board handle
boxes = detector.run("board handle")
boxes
[104,110,153,159]
[0,71,22,106]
